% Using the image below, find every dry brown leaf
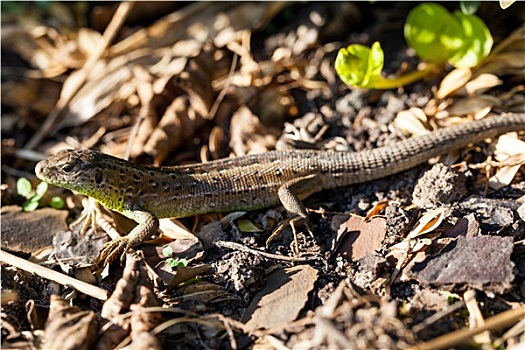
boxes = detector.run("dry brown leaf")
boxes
[229,106,279,156]
[388,208,446,282]
[242,265,318,331]
[364,200,389,220]
[336,216,387,261]
[476,52,525,77]
[406,208,446,240]
[111,2,285,55]
[144,50,216,163]
[1,78,60,116]
[43,295,98,350]
[172,281,238,306]
[151,57,187,92]
[489,133,525,190]
[166,264,212,291]
[142,96,194,164]
[435,68,472,99]
[208,126,226,160]
[99,255,162,348]
[4,25,75,76]
[158,218,196,240]
[394,108,430,136]
[59,66,132,129]
[462,73,502,96]
[1,206,68,254]
[445,95,501,117]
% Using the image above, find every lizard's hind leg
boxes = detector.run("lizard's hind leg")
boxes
[266,174,323,253]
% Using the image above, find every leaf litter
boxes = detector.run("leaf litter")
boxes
[1,2,525,349]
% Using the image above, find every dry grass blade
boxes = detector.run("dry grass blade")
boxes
[408,306,525,350]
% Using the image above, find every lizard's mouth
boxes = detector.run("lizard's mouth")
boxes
[35,158,67,185]
[35,159,48,181]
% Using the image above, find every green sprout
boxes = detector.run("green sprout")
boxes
[162,245,190,268]
[17,177,64,212]
[336,2,493,90]
[335,41,438,89]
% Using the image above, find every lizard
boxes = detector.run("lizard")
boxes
[35,113,525,266]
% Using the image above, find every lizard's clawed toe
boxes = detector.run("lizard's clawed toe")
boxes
[96,237,130,267]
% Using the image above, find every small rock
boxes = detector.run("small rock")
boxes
[409,236,515,294]
[412,163,467,209]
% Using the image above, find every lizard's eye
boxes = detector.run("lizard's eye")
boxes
[62,164,74,173]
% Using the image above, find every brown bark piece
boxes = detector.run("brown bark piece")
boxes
[1,206,68,254]
[337,216,387,262]
[242,265,318,330]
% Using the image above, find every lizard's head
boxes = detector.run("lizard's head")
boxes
[35,149,122,200]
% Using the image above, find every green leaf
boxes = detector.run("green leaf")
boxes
[448,11,493,68]
[22,199,39,212]
[50,197,65,209]
[167,257,189,268]
[460,1,480,15]
[17,177,33,198]
[335,41,384,88]
[448,294,460,304]
[404,3,463,62]
[237,218,264,233]
[367,42,385,83]
[162,245,174,258]
[34,181,48,200]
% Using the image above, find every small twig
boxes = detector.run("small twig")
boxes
[214,241,320,262]
[0,250,108,301]
[412,300,466,334]
[493,318,525,348]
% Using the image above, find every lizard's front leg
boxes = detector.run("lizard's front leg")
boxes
[96,210,159,267]
[267,174,323,252]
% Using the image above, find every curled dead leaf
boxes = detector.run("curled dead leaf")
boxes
[446,95,501,117]
[489,134,525,190]
[463,73,502,96]
[394,108,430,136]
[435,68,471,99]
[43,295,98,350]
[406,208,446,240]
[365,200,390,220]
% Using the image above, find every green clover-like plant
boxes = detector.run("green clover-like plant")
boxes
[405,3,492,68]
[162,245,190,268]
[336,2,493,90]
[17,177,64,212]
